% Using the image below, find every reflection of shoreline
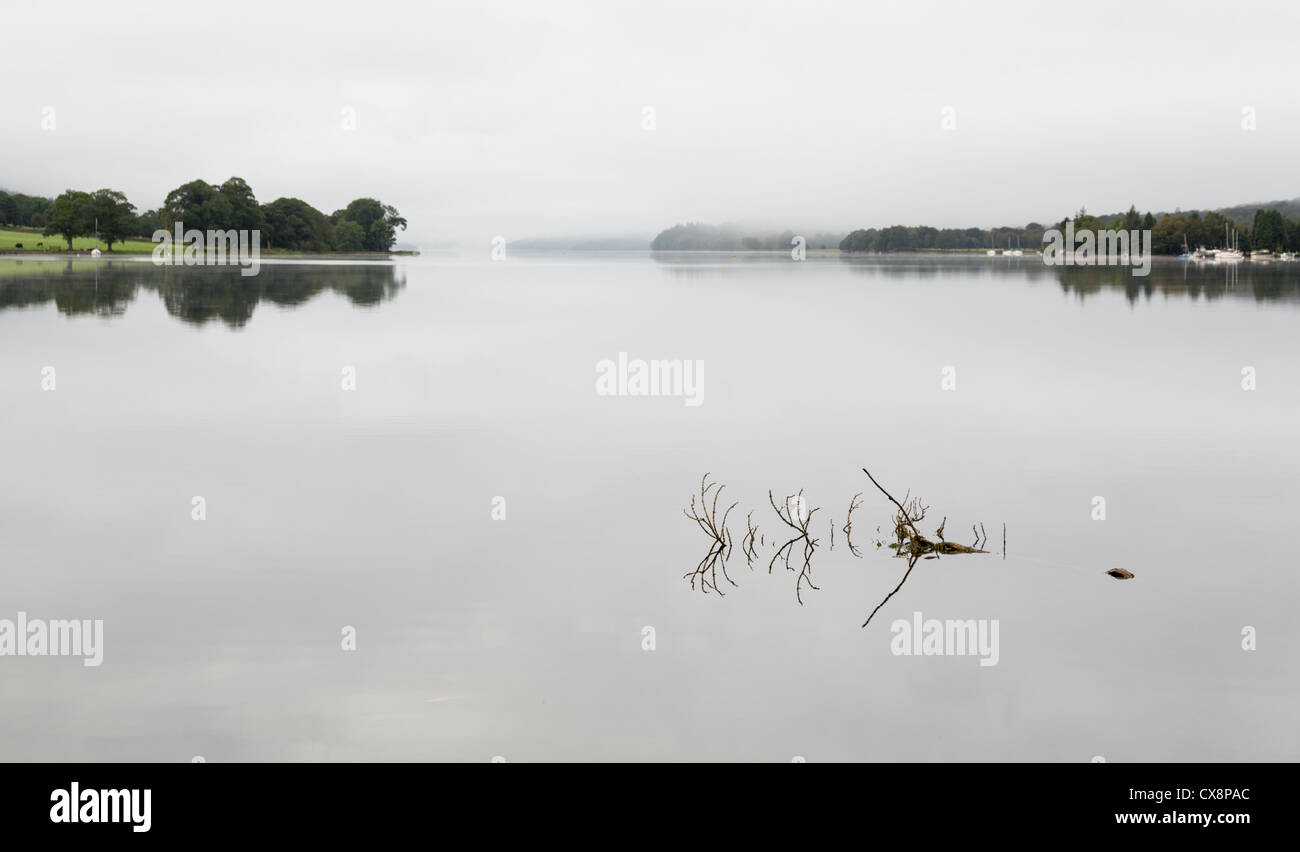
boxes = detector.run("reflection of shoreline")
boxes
[1052,257,1299,305]
[0,261,406,328]
[645,252,1300,304]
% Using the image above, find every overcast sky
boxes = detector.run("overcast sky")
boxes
[3,0,1298,247]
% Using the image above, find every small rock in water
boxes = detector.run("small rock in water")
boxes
[1105,568,1135,580]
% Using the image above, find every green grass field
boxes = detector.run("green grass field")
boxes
[0,227,157,253]
[0,228,411,256]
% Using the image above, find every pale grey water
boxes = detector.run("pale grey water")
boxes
[0,253,1296,761]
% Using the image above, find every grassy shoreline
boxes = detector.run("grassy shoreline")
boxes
[0,227,416,257]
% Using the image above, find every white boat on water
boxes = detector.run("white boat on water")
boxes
[1279,252,1296,262]
[1197,226,1244,261]
[1218,225,1244,261]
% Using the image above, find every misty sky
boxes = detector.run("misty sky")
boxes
[3,0,1298,247]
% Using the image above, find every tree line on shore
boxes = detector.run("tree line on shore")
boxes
[841,205,1300,254]
[0,179,406,253]
[650,202,1300,255]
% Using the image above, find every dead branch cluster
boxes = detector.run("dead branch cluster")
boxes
[866,467,989,561]
[682,473,737,595]
[768,490,819,605]
[684,467,1005,628]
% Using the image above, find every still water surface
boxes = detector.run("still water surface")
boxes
[0,253,1295,760]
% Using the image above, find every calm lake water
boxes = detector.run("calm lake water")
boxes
[1,253,1296,761]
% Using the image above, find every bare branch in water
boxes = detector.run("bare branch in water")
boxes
[862,467,926,542]
[768,490,820,605]
[683,473,738,596]
[842,492,863,557]
[863,550,921,628]
[742,511,761,568]
[861,467,997,627]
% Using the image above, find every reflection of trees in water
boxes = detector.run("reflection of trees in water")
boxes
[1056,262,1300,305]
[54,276,140,318]
[0,261,405,327]
[652,252,1063,283]
[838,256,1064,282]
[651,252,1300,305]
[0,261,143,318]
[159,266,264,327]
[648,251,795,280]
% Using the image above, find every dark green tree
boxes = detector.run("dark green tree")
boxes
[162,179,222,232]
[333,220,366,252]
[1251,209,1287,252]
[218,177,265,233]
[133,208,164,238]
[1201,210,1234,248]
[43,190,93,250]
[334,198,406,251]
[90,188,137,250]
[262,197,335,251]
[1151,214,1191,254]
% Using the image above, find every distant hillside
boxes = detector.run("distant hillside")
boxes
[1090,197,1300,228]
[650,222,845,251]
[509,235,651,251]
[1212,198,1300,225]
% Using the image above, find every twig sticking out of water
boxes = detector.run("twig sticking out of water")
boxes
[742,511,761,568]
[842,492,863,557]
[862,467,926,545]
[683,473,737,596]
[768,490,820,605]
